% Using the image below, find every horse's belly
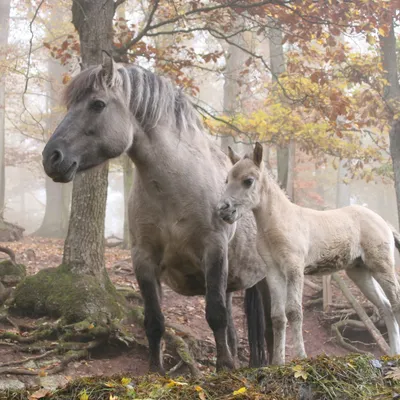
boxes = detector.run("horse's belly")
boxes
[304,253,352,276]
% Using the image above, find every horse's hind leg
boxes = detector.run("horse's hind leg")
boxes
[346,265,400,355]
[132,247,165,374]
[204,239,235,371]
[226,292,239,366]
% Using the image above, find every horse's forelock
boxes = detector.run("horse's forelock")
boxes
[63,64,131,108]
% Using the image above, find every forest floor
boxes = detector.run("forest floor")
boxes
[0,237,385,392]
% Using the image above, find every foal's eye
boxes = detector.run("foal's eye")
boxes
[243,178,254,188]
[91,100,106,112]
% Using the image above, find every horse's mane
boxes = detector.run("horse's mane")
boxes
[64,64,203,134]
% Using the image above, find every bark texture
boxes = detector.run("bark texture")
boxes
[0,0,11,217]
[381,20,400,228]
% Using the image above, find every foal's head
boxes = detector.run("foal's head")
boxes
[218,142,264,224]
[42,53,134,182]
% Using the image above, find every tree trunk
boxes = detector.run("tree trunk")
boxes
[61,0,116,282]
[221,25,249,153]
[35,177,71,238]
[35,47,71,238]
[269,21,294,194]
[381,19,400,228]
[0,0,11,218]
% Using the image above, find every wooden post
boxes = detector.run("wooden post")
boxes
[323,275,332,312]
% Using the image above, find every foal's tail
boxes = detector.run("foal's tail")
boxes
[387,222,400,252]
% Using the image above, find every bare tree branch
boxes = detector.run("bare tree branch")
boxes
[114,0,290,54]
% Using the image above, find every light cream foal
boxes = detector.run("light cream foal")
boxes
[218,142,400,365]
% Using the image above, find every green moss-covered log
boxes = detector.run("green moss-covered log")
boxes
[2,354,400,400]
[10,264,124,324]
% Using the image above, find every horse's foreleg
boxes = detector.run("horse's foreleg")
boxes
[204,241,235,371]
[226,292,239,367]
[132,247,165,374]
[286,267,307,359]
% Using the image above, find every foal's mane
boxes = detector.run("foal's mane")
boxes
[64,64,203,134]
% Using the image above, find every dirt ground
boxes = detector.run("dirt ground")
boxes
[0,237,385,383]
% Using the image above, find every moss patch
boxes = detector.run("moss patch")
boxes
[2,354,400,400]
[10,264,124,324]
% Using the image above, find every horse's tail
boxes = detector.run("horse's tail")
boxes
[244,283,267,367]
[387,222,400,252]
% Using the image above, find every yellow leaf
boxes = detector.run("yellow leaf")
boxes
[109,395,118,400]
[292,365,309,380]
[121,377,131,386]
[198,391,206,400]
[79,390,89,400]
[88,323,95,329]
[233,387,247,395]
[166,379,188,388]
[104,382,115,388]
[195,386,203,392]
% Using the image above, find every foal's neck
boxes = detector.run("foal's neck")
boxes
[253,172,293,226]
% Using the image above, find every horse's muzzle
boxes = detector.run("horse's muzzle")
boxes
[217,199,238,224]
[42,142,79,183]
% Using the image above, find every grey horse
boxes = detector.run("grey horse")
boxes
[42,54,273,373]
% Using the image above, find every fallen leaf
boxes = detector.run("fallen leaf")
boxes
[292,364,309,380]
[121,377,131,386]
[233,387,247,395]
[29,389,51,400]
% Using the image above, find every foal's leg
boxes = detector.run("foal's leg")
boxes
[346,265,400,355]
[132,247,165,374]
[286,266,307,359]
[262,261,287,365]
[226,292,239,366]
[204,239,235,371]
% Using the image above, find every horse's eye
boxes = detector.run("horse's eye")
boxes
[243,178,254,188]
[91,100,106,111]
[225,177,228,184]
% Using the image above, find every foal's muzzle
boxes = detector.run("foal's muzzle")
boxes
[42,141,79,183]
[217,199,239,224]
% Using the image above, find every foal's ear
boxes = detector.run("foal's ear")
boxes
[228,146,241,165]
[101,50,117,87]
[253,142,263,168]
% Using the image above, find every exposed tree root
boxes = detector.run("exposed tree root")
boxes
[0,246,16,264]
[332,273,390,354]
[123,289,202,377]
[332,319,372,354]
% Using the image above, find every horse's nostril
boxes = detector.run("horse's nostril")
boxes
[50,149,63,165]
[219,200,231,211]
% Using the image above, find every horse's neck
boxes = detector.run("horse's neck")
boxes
[253,174,293,228]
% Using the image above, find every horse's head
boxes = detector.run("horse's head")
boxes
[42,53,134,182]
[218,142,264,224]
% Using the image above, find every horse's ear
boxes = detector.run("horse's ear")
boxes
[253,142,263,168]
[228,146,241,165]
[101,50,117,86]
